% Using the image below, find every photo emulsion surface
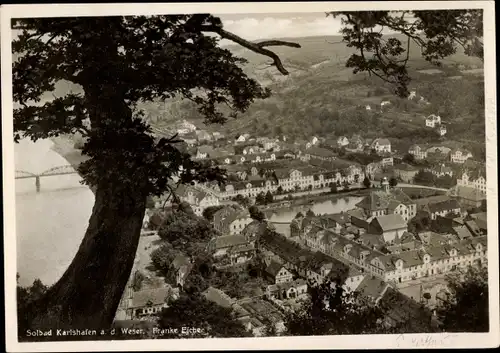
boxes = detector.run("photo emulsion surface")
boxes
[5,3,497,349]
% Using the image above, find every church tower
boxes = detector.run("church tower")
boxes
[381,177,390,193]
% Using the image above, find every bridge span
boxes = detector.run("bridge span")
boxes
[15,165,79,192]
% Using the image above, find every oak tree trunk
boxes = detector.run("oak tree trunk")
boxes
[21,83,150,338]
[23,180,147,336]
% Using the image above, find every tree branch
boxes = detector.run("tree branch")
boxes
[256,40,301,48]
[200,25,301,75]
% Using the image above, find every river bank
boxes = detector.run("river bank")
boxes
[261,188,370,213]
[15,138,95,287]
[50,135,94,194]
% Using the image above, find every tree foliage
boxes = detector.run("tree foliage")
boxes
[249,205,266,222]
[12,14,302,329]
[389,176,398,187]
[17,278,49,336]
[202,205,225,221]
[265,190,274,204]
[413,170,436,186]
[437,265,489,332]
[157,207,217,257]
[306,209,316,218]
[157,294,251,338]
[150,242,180,274]
[285,280,385,335]
[233,194,252,208]
[363,176,372,188]
[329,10,484,96]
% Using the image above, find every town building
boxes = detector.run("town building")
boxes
[235,134,247,143]
[457,169,486,193]
[354,275,391,304]
[116,286,178,321]
[430,164,454,178]
[202,287,280,336]
[237,297,286,335]
[264,261,294,284]
[303,222,488,286]
[371,138,391,153]
[203,286,235,309]
[176,120,197,135]
[171,254,193,288]
[175,184,220,217]
[258,230,349,285]
[469,212,487,232]
[438,125,447,136]
[304,146,336,161]
[266,278,308,300]
[408,144,427,160]
[423,199,462,220]
[426,146,452,163]
[206,235,256,266]
[382,236,487,284]
[195,145,215,159]
[337,136,350,147]
[347,135,364,151]
[354,186,417,222]
[212,131,224,140]
[449,185,486,209]
[425,114,442,128]
[216,179,278,199]
[450,149,473,164]
[195,129,212,142]
[213,207,254,235]
[369,214,408,244]
[181,131,199,147]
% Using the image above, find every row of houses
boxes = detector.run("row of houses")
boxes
[201,164,365,200]
[409,144,473,164]
[258,229,434,330]
[456,167,487,193]
[326,135,392,154]
[303,215,488,286]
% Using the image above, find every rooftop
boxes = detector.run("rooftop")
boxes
[130,286,174,309]
[202,287,235,308]
[355,276,389,302]
[210,235,249,250]
[371,214,407,231]
[265,261,285,278]
[427,199,461,213]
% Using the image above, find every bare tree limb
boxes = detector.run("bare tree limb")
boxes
[256,40,301,48]
[200,25,301,75]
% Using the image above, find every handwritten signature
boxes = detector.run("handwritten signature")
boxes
[396,334,458,348]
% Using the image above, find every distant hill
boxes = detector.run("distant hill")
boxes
[12,34,484,154]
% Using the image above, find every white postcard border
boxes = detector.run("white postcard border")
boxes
[2,1,498,351]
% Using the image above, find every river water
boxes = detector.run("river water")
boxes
[268,196,364,236]
[15,138,95,287]
[13,138,363,285]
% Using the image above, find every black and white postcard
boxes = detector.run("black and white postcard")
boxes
[2,1,498,351]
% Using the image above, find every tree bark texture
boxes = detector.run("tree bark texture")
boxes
[25,181,147,333]
[22,82,149,337]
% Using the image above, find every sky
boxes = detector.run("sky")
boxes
[217,12,344,41]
